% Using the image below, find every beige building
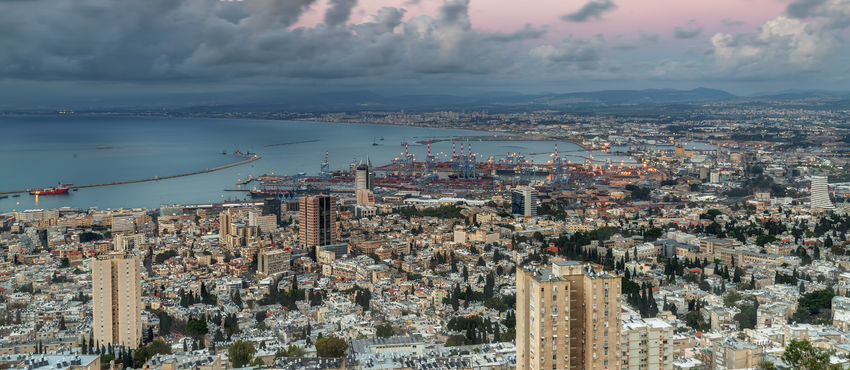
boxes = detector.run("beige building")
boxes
[356,189,375,206]
[114,233,145,251]
[112,215,135,232]
[698,238,733,255]
[257,248,290,276]
[622,316,674,370]
[92,252,142,348]
[299,195,337,248]
[712,338,763,370]
[517,261,622,370]
[248,209,277,234]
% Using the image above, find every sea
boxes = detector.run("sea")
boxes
[0,116,712,213]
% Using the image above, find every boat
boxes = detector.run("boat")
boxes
[13,194,21,197]
[223,150,227,155]
[0,195,7,199]
[30,183,70,195]
[372,137,379,146]
[96,146,112,149]
[72,189,78,191]
[380,136,384,141]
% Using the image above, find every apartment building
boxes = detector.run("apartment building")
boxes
[517,261,622,370]
[621,315,674,370]
[92,252,142,347]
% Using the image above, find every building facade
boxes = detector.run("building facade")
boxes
[355,158,375,193]
[299,195,338,248]
[262,198,281,225]
[92,253,142,348]
[512,186,538,217]
[258,248,291,275]
[622,316,674,370]
[517,261,622,370]
[811,176,834,209]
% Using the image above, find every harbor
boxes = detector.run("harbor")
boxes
[0,154,259,196]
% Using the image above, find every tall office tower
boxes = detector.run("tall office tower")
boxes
[92,253,142,347]
[299,195,338,248]
[262,198,282,224]
[356,189,375,206]
[355,157,375,192]
[517,261,622,370]
[811,176,835,210]
[511,186,538,217]
[218,209,231,240]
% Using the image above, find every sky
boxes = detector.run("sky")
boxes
[1,0,849,100]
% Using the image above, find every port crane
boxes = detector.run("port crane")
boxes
[233,145,242,155]
[319,151,331,180]
[245,146,254,156]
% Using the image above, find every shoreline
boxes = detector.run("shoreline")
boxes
[0,112,519,136]
[0,154,259,195]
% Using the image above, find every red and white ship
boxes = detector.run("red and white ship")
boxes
[30,183,70,195]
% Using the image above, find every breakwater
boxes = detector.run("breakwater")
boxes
[0,154,259,195]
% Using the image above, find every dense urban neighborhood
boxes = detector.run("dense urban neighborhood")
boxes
[5,108,850,370]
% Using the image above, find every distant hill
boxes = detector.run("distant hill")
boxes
[751,89,850,97]
[748,91,850,101]
[1,87,742,111]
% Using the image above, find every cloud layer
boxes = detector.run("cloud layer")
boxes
[0,0,848,92]
[561,0,618,22]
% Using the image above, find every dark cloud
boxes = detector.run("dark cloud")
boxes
[325,0,358,27]
[561,0,617,22]
[0,0,552,83]
[721,18,745,27]
[786,0,827,18]
[674,21,702,39]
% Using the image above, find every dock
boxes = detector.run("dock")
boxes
[0,154,260,195]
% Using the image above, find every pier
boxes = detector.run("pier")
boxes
[0,154,259,195]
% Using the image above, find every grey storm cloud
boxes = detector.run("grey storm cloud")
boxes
[786,0,827,18]
[674,21,703,39]
[0,0,564,83]
[325,0,358,27]
[561,0,617,22]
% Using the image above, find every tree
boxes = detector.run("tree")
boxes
[278,345,306,358]
[61,258,70,268]
[251,358,265,367]
[375,323,394,338]
[723,291,741,307]
[781,339,841,370]
[187,318,209,336]
[315,336,348,358]
[733,313,752,330]
[446,335,468,347]
[228,341,256,368]
[134,340,172,365]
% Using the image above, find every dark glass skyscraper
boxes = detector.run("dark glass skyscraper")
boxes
[262,197,282,224]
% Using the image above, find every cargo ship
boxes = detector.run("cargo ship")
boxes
[30,183,70,195]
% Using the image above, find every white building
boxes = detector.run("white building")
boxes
[622,315,674,370]
[811,176,835,209]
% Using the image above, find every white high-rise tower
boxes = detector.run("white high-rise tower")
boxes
[811,176,834,210]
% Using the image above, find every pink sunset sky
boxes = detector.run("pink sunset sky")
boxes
[292,0,787,41]
[2,0,849,95]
